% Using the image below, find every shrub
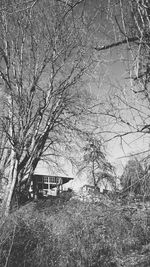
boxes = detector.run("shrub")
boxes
[0,198,150,266]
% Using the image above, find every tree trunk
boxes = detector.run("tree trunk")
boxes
[2,152,18,217]
[92,160,97,188]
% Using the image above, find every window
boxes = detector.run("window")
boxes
[43,184,48,189]
[35,175,63,196]
[49,177,56,183]
[43,177,48,183]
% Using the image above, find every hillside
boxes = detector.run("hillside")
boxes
[0,192,150,267]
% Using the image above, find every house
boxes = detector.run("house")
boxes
[81,173,115,195]
[30,174,73,198]
[82,184,100,194]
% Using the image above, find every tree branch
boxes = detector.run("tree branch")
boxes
[94,37,139,51]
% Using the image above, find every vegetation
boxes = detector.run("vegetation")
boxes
[120,157,150,201]
[0,0,97,215]
[1,1,150,266]
[1,0,150,214]
[0,193,150,267]
[95,0,150,144]
[78,136,115,188]
[121,158,145,195]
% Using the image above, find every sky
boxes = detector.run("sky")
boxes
[35,78,150,190]
[36,57,149,191]
[34,49,150,191]
[34,0,150,191]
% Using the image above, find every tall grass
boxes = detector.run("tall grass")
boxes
[0,195,150,267]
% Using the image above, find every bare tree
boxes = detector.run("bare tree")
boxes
[0,0,97,215]
[93,0,150,151]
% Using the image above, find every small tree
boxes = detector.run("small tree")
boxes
[78,136,114,189]
[120,158,145,195]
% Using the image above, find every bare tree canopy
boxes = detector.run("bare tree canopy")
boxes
[0,0,97,214]
[93,0,150,154]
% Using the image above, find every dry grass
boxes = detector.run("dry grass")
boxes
[0,193,150,267]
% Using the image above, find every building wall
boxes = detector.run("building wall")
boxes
[31,175,63,198]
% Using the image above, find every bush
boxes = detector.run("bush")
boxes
[0,199,150,266]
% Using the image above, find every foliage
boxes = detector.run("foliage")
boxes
[0,197,150,267]
[120,157,150,198]
[78,136,115,188]
[121,158,145,194]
